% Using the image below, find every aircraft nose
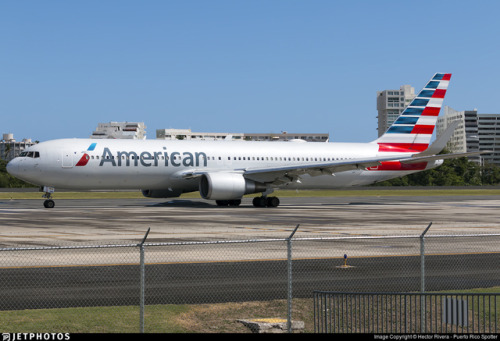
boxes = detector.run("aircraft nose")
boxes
[6,158,19,176]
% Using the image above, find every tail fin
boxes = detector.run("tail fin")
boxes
[374,73,452,153]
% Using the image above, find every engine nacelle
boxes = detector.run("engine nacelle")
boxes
[199,172,267,200]
[141,188,183,198]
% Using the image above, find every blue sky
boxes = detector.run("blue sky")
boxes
[1,1,499,143]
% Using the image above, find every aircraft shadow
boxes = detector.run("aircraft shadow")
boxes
[148,200,214,208]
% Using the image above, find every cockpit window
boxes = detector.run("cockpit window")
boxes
[19,151,40,158]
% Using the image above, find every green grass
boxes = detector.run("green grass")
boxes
[0,305,192,333]
[0,301,295,333]
[2,187,500,200]
[1,288,499,333]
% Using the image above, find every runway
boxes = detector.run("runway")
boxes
[1,194,500,311]
[1,194,500,247]
[1,253,499,310]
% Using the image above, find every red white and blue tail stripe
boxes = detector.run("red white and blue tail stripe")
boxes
[374,73,451,153]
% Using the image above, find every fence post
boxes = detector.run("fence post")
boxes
[139,228,150,333]
[420,222,432,293]
[420,222,432,333]
[287,224,300,333]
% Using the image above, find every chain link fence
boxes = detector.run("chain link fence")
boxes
[0,226,499,333]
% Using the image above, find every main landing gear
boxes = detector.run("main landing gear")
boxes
[215,196,280,207]
[252,196,280,208]
[41,186,55,209]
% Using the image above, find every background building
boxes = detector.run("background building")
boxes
[156,129,244,141]
[437,106,500,165]
[243,132,329,142]
[436,106,468,153]
[0,134,36,161]
[156,129,329,142]
[91,122,147,139]
[477,113,500,166]
[377,84,416,136]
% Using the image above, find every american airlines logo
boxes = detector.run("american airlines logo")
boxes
[76,145,208,168]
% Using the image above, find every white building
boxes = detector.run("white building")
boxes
[91,122,147,139]
[436,106,468,153]
[243,132,329,142]
[436,106,500,165]
[0,134,36,161]
[377,84,416,137]
[156,129,329,142]
[156,129,244,141]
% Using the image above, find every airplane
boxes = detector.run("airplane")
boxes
[6,73,482,208]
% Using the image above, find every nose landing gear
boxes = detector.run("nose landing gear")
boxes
[43,198,55,208]
[41,186,55,209]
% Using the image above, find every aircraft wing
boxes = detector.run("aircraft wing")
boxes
[240,155,413,184]
[180,150,489,185]
[180,155,404,183]
[401,150,489,164]
[239,150,489,185]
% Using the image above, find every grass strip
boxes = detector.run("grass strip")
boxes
[1,288,499,333]
[2,188,500,200]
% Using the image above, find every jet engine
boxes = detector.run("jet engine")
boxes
[199,172,267,200]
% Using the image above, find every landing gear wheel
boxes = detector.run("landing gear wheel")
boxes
[253,196,279,207]
[266,196,280,207]
[43,199,55,209]
[253,197,266,207]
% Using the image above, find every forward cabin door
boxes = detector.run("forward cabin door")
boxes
[62,151,73,168]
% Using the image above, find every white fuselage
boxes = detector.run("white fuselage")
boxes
[7,138,438,194]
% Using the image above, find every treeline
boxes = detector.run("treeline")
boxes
[373,157,500,187]
[0,159,36,188]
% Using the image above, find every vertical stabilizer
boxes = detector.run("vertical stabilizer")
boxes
[374,73,451,153]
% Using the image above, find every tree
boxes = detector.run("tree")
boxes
[0,159,36,188]
[374,156,498,187]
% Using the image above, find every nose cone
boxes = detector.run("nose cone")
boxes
[6,158,19,177]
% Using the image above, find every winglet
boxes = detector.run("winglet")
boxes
[417,120,459,157]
